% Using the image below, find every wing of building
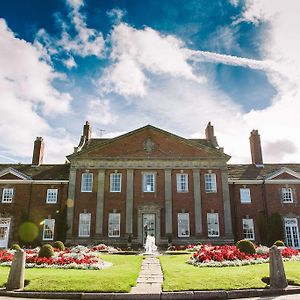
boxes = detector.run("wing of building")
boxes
[0,122,299,249]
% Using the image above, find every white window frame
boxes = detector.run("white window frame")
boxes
[242,218,255,240]
[78,213,91,237]
[177,213,190,237]
[2,188,14,203]
[176,174,188,192]
[46,189,58,204]
[43,219,55,241]
[281,188,294,203]
[108,213,120,237]
[285,218,300,249]
[143,172,156,192]
[207,213,220,237]
[205,173,217,193]
[110,173,122,192]
[81,172,93,192]
[240,188,251,204]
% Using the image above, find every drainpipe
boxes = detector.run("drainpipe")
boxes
[262,178,268,217]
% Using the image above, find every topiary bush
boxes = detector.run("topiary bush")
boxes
[53,240,65,251]
[38,244,54,258]
[274,240,285,247]
[236,239,256,255]
[12,244,21,250]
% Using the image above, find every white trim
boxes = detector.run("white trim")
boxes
[265,167,300,180]
[143,172,156,193]
[0,180,69,184]
[108,213,120,237]
[110,173,122,192]
[0,167,31,180]
[78,213,91,237]
[228,180,263,184]
[207,213,220,237]
[177,213,190,237]
[46,189,58,204]
[42,219,55,241]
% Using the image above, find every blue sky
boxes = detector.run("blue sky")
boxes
[0,0,299,164]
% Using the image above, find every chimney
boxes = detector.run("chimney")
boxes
[205,122,219,148]
[83,121,91,142]
[32,137,44,166]
[250,129,263,166]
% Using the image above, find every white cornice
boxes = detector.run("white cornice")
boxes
[0,167,32,180]
[0,180,69,184]
[265,167,300,180]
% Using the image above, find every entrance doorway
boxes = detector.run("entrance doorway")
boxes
[0,218,11,248]
[285,218,300,248]
[143,213,155,244]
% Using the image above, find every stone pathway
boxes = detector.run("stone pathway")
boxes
[130,256,163,294]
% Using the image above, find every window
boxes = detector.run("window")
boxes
[2,188,14,203]
[176,174,188,192]
[285,218,300,248]
[79,213,91,237]
[46,189,58,203]
[43,219,55,240]
[110,173,122,192]
[281,188,293,203]
[205,173,217,193]
[240,188,251,203]
[108,213,120,237]
[143,173,155,192]
[207,213,219,237]
[81,173,93,192]
[177,213,190,237]
[243,218,255,240]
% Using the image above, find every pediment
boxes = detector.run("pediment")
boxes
[69,125,229,160]
[0,167,31,180]
[265,167,300,181]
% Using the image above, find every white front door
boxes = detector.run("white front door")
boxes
[143,213,155,244]
[285,218,300,249]
[0,218,11,248]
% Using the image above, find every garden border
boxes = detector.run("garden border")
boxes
[1,286,300,300]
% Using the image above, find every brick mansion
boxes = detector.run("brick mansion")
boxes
[1,122,300,249]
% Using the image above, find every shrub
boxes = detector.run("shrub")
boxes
[236,239,256,255]
[38,244,54,258]
[12,244,21,250]
[53,241,65,251]
[274,240,285,247]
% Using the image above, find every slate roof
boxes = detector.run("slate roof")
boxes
[228,164,300,180]
[0,164,70,180]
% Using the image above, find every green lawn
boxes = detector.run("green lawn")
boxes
[159,254,300,291]
[0,254,143,292]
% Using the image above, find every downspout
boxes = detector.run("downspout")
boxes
[262,178,268,217]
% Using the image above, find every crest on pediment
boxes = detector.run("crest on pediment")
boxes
[144,137,155,153]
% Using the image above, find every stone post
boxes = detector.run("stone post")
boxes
[6,250,26,291]
[269,245,288,289]
[95,170,105,236]
[193,169,202,235]
[165,169,173,235]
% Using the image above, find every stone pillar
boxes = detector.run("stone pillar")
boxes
[95,170,105,236]
[67,167,76,236]
[165,169,173,235]
[193,169,202,235]
[126,169,134,234]
[269,245,288,289]
[221,169,233,237]
[6,250,26,291]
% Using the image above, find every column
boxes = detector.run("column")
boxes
[193,169,202,235]
[221,169,233,237]
[126,169,134,234]
[165,169,173,235]
[67,167,76,236]
[95,170,105,236]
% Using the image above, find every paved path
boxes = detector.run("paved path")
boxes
[130,255,163,294]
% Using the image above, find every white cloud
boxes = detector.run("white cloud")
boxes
[63,56,77,69]
[0,19,74,163]
[86,98,117,125]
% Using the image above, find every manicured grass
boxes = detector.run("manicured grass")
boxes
[159,254,300,291]
[0,254,143,292]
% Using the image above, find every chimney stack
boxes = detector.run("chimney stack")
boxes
[250,129,263,166]
[83,121,91,142]
[32,137,44,166]
[205,122,219,148]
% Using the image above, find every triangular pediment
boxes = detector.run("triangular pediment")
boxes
[265,167,300,181]
[68,125,229,160]
[0,167,32,180]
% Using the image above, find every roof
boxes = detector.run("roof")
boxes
[228,164,300,180]
[0,164,70,180]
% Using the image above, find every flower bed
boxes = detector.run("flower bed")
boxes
[188,244,300,267]
[0,244,116,270]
